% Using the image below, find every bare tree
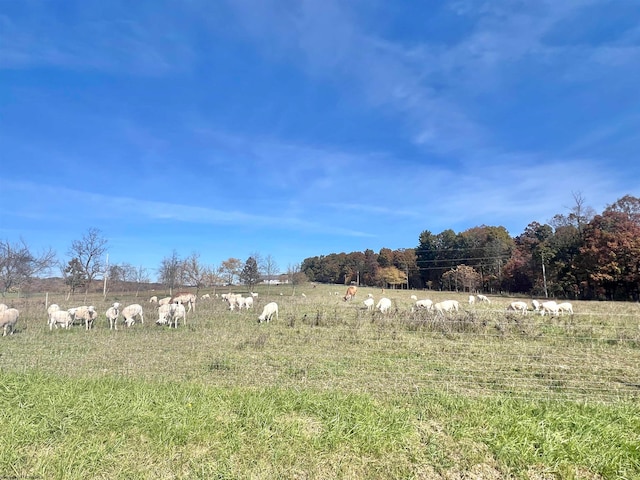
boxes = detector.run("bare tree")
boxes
[133,265,150,296]
[554,191,596,234]
[262,254,279,294]
[0,239,56,295]
[158,250,182,295]
[68,228,108,297]
[107,264,127,293]
[182,252,207,295]
[286,262,307,295]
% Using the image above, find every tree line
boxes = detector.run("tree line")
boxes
[300,194,640,301]
[0,229,302,298]
[2,193,639,301]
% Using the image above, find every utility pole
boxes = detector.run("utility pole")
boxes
[541,252,548,298]
[406,265,409,290]
[103,253,109,298]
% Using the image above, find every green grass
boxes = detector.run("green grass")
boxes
[0,285,639,478]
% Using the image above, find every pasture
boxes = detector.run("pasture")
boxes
[1,285,639,479]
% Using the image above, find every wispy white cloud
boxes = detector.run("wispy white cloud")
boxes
[0,181,374,238]
[224,0,639,164]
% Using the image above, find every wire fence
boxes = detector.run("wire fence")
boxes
[2,295,639,404]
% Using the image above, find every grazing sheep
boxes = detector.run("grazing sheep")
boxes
[171,292,196,312]
[226,294,244,311]
[0,308,19,336]
[531,299,541,311]
[540,300,559,316]
[69,306,97,330]
[363,298,374,311]
[122,304,144,327]
[376,297,392,313]
[149,296,158,303]
[158,296,172,306]
[232,297,248,311]
[434,300,459,315]
[468,295,475,305]
[258,302,279,323]
[156,303,186,328]
[414,299,433,311]
[410,294,418,301]
[507,301,528,314]
[105,303,121,330]
[343,286,358,301]
[49,309,73,330]
[250,292,259,298]
[201,293,210,300]
[47,304,60,322]
[168,303,186,328]
[476,294,490,304]
[243,296,254,309]
[156,303,172,325]
[557,302,574,315]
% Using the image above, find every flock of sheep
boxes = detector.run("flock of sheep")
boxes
[0,286,576,338]
[46,302,145,330]
[42,291,278,332]
[347,288,574,318]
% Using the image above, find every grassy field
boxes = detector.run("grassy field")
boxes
[1,285,639,479]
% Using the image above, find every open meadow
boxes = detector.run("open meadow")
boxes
[1,285,639,479]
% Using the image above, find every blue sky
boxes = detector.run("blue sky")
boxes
[2,0,639,280]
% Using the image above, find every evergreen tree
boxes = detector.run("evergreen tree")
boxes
[240,257,260,290]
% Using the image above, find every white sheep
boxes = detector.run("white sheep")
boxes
[476,294,490,304]
[171,292,196,312]
[49,309,73,330]
[156,303,172,325]
[158,296,172,306]
[414,299,433,311]
[376,297,392,313]
[0,303,8,313]
[367,293,373,298]
[0,308,19,336]
[69,306,97,330]
[434,300,459,315]
[507,301,528,314]
[363,298,374,311]
[149,296,158,303]
[540,300,559,316]
[105,303,121,330]
[156,303,185,328]
[557,302,574,315]
[258,302,279,323]
[201,293,210,300]
[250,292,259,298]
[243,296,254,309]
[468,295,475,305]
[122,304,144,327]
[168,303,186,328]
[410,294,418,301]
[227,294,243,311]
[531,299,541,311]
[47,304,60,322]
